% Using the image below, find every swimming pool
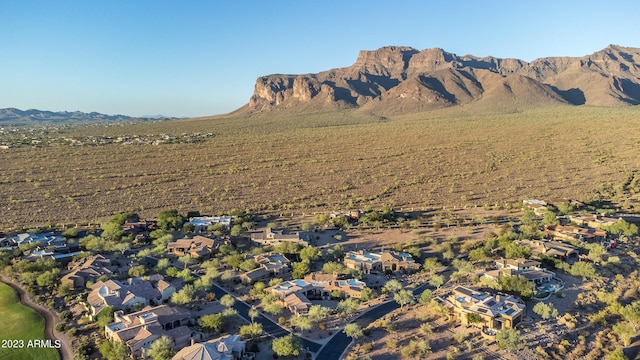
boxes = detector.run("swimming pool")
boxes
[537,284,556,292]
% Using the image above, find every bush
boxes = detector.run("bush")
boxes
[55,323,67,332]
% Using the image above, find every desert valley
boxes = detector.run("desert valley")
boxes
[1,45,640,360]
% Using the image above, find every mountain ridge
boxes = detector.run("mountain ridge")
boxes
[245,45,640,115]
[0,108,178,125]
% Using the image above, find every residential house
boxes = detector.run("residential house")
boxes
[87,276,176,316]
[187,216,237,231]
[105,305,193,358]
[250,228,311,247]
[522,199,548,216]
[122,220,156,240]
[172,334,247,360]
[239,267,270,285]
[343,251,382,274]
[568,214,621,229]
[483,258,555,285]
[379,251,420,273]
[61,254,128,290]
[330,210,362,220]
[544,224,607,242]
[167,236,221,259]
[343,250,420,274]
[5,232,68,250]
[266,274,366,315]
[518,239,579,260]
[443,286,525,330]
[254,253,290,275]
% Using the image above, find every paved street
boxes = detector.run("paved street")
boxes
[210,283,322,352]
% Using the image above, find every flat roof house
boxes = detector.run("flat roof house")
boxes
[166,235,221,259]
[250,228,311,247]
[484,258,555,285]
[518,239,579,260]
[105,305,192,358]
[444,286,525,330]
[344,250,420,274]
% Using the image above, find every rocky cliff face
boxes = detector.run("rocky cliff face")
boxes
[246,45,640,114]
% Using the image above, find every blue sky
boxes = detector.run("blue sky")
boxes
[1,1,639,117]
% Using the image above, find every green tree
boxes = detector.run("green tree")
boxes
[171,284,195,305]
[110,211,139,225]
[99,340,127,360]
[604,219,638,237]
[301,222,313,231]
[239,259,258,272]
[178,254,196,269]
[504,242,531,259]
[200,313,225,333]
[428,274,445,289]
[96,306,115,329]
[156,258,171,272]
[230,224,242,237]
[337,298,359,317]
[101,222,124,241]
[423,257,441,274]
[542,211,559,225]
[272,334,303,357]
[291,261,311,279]
[36,268,60,288]
[344,323,364,340]
[147,336,175,360]
[322,262,348,275]
[606,349,629,360]
[261,294,284,316]
[61,228,78,238]
[360,288,377,302]
[419,289,433,305]
[157,209,185,230]
[468,247,489,262]
[239,322,263,340]
[613,322,635,346]
[128,265,147,278]
[533,302,558,319]
[299,246,321,262]
[570,261,598,280]
[466,312,484,325]
[394,289,416,309]
[219,294,235,308]
[249,281,266,298]
[224,253,244,270]
[499,275,534,299]
[557,202,576,215]
[520,209,538,226]
[290,315,313,333]
[382,279,402,294]
[328,244,345,260]
[248,306,259,323]
[620,301,640,331]
[496,328,522,350]
[80,235,107,251]
[307,305,331,323]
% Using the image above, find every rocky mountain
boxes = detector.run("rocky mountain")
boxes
[0,108,175,125]
[246,45,640,114]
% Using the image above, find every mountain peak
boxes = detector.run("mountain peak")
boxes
[245,45,640,115]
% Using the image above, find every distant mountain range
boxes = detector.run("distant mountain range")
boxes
[0,108,176,125]
[243,44,640,115]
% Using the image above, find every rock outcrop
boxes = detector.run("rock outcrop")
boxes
[245,45,640,114]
